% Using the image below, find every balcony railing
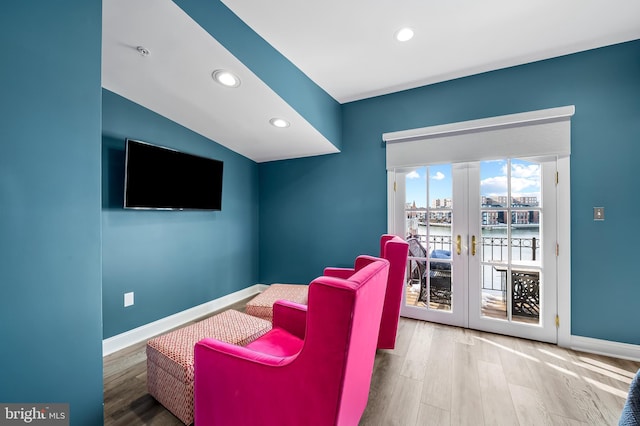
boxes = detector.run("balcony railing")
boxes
[481,236,539,261]
[408,235,540,262]
[407,234,541,296]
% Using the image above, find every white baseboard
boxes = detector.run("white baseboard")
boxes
[570,335,640,362]
[102,284,269,357]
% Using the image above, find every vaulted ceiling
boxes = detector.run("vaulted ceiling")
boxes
[102,0,640,162]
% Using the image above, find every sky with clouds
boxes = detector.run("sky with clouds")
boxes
[405,159,541,208]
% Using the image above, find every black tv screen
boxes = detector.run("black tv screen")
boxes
[124,139,223,210]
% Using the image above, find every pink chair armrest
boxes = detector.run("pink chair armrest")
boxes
[354,255,381,271]
[323,267,355,279]
[194,338,294,425]
[272,300,307,340]
[196,337,288,366]
[324,255,381,279]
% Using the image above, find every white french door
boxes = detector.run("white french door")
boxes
[468,157,558,342]
[384,106,574,344]
[394,163,465,328]
[391,157,558,343]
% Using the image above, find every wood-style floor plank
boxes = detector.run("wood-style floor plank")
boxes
[382,376,423,426]
[477,359,519,425]
[416,403,451,426]
[104,311,640,426]
[420,324,454,412]
[450,340,485,426]
[359,351,403,426]
[509,382,554,426]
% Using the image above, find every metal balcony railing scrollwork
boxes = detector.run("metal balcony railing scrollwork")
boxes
[406,234,541,305]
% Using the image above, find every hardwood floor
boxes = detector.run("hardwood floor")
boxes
[104,301,639,425]
[103,298,250,426]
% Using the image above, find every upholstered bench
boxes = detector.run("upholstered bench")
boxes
[146,309,271,425]
[245,284,308,321]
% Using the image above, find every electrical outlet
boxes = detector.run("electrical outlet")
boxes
[594,207,605,221]
[124,292,134,307]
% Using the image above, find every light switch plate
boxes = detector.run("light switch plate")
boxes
[594,207,605,221]
[124,292,134,307]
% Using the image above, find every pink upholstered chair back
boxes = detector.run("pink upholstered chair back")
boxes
[324,235,409,349]
[377,234,410,349]
[304,256,389,424]
[194,256,390,426]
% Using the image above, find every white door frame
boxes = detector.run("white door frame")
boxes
[466,157,558,343]
[384,106,573,346]
[391,167,466,328]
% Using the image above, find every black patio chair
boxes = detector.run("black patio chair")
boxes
[406,238,452,305]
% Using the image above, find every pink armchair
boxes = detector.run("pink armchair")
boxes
[325,234,409,349]
[194,256,390,426]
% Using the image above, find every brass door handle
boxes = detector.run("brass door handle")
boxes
[472,235,477,256]
[456,235,461,255]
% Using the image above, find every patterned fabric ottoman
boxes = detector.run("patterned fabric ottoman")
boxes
[146,309,271,425]
[245,284,309,322]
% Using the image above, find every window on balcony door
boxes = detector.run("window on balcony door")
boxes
[384,106,574,344]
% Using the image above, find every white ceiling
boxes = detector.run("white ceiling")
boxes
[103,0,640,162]
[223,0,640,103]
[102,0,339,163]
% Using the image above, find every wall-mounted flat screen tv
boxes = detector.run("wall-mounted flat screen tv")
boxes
[124,139,223,210]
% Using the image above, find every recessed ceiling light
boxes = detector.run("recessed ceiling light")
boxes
[395,27,414,42]
[212,69,241,88]
[136,46,150,56]
[269,118,290,128]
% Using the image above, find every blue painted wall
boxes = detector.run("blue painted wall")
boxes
[0,2,104,424]
[259,40,640,346]
[1,4,637,424]
[102,89,259,338]
[173,0,342,151]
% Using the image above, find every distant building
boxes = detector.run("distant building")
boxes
[481,195,540,225]
[482,195,539,207]
[432,198,452,208]
[406,201,419,237]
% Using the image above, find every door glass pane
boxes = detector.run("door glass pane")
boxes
[479,159,543,324]
[480,210,508,320]
[480,160,507,320]
[427,165,452,311]
[511,158,541,324]
[404,167,427,307]
[481,210,508,263]
[480,159,508,207]
[429,164,452,209]
[404,165,452,311]
[512,269,540,324]
[512,211,540,266]
[429,211,452,252]
[406,239,426,307]
[405,166,426,238]
[511,159,541,208]
[428,211,451,310]
[481,264,506,320]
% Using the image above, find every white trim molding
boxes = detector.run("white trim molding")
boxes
[386,105,575,346]
[383,105,575,168]
[383,105,575,144]
[556,156,571,348]
[102,284,268,357]
[570,335,640,362]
